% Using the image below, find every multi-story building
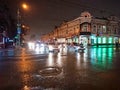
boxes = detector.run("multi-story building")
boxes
[41,11,120,46]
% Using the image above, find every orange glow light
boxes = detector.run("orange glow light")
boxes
[22,3,29,10]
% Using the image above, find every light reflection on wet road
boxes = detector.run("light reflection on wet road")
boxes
[0,46,120,90]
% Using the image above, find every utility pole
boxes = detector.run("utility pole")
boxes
[17,9,21,47]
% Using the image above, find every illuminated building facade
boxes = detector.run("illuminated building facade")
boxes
[41,11,120,46]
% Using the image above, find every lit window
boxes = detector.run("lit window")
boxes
[103,25,106,33]
[93,25,96,33]
[108,37,113,43]
[98,37,101,44]
[103,37,106,43]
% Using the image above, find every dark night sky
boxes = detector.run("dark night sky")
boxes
[7,0,120,37]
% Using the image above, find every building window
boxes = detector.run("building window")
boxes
[98,37,102,44]
[102,37,106,43]
[108,37,113,44]
[82,25,87,32]
[115,28,118,34]
[85,26,87,31]
[97,25,102,34]
[93,25,96,33]
[107,26,111,34]
[103,25,106,33]
[66,30,68,34]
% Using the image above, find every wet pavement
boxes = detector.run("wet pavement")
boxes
[0,48,48,60]
[0,46,120,90]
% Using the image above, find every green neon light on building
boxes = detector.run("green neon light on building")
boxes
[94,38,97,44]
[91,35,97,44]
[108,37,112,44]
[98,37,101,44]
[103,37,106,43]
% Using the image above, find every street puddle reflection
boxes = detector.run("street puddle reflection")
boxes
[47,50,67,67]
[75,52,88,69]
[75,47,114,71]
[47,53,54,66]
[16,60,35,87]
[90,47,114,70]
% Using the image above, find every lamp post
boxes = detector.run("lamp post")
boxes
[17,9,21,46]
[16,3,29,47]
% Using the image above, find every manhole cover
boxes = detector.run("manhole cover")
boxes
[39,67,62,77]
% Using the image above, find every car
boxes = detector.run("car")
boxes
[48,44,60,52]
[74,43,85,52]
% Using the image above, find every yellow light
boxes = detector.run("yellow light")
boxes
[24,85,30,90]
[22,25,25,28]
[22,3,29,10]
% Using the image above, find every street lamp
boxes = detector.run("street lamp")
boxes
[16,3,29,47]
[22,3,29,10]
[16,8,21,47]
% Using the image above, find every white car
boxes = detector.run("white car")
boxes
[74,44,85,52]
[48,44,60,52]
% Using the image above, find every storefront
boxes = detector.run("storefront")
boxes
[72,36,79,43]
[91,35,116,45]
[79,35,91,46]
[57,38,66,43]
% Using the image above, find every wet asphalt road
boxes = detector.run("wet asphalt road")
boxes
[0,46,120,90]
